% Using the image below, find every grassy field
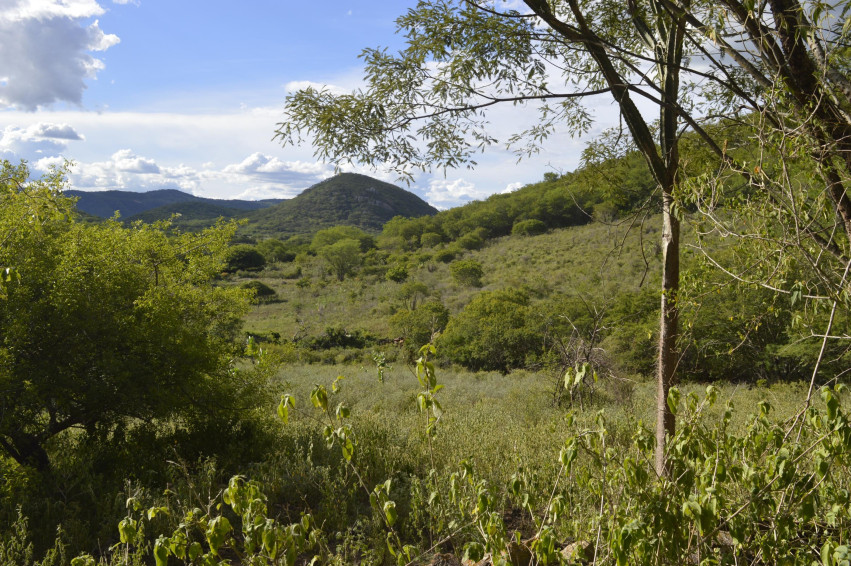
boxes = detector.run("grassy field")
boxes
[268,361,817,495]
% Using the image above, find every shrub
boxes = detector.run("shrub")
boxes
[312,225,376,253]
[438,288,540,372]
[457,231,485,250]
[241,280,277,302]
[433,248,457,263]
[449,259,484,287]
[389,300,450,356]
[256,238,296,263]
[397,281,430,309]
[224,244,266,272]
[385,264,409,283]
[511,218,548,236]
[420,232,443,248]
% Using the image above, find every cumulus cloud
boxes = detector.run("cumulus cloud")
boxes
[67,150,189,193]
[0,1,120,109]
[425,178,491,209]
[222,152,332,185]
[0,122,84,157]
[60,148,335,200]
[0,0,105,22]
[111,149,160,173]
[502,181,523,194]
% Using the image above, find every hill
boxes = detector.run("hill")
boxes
[243,173,438,237]
[66,188,282,218]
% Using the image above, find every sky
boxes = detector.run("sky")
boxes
[0,0,625,208]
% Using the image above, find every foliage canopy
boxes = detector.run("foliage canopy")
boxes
[0,161,252,471]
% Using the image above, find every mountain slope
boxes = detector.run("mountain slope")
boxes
[67,189,282,218]
[244,173,437,237]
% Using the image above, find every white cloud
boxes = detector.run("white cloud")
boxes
[0,122,84,157]
[111,149,160,173]
[0,0,105,22]
[425,178,490,209]
[0,2,119,109]
[502,181,523,194]
[29,122,84,140]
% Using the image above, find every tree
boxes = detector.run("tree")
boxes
[0,162,252,471]
[256,238,296,263]
[278,0,688,474]
[318,238,362,281]
[449,259,484,287]
[224,244,266,272]
[389,300,450,357]
[311,225,376,253]
[439,288,540,372]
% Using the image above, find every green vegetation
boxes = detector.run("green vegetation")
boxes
[449,259,484,287]
[246,173,438,238]
[5,7,851,554]
[224,243,266,272]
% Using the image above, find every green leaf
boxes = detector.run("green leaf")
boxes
[383,500,397,526]
[667,387,680,416]
[277,394,295,423]
[153,536,170,566]
[118,517,137,545]
[336,402,350,419]
[310,385,328,411]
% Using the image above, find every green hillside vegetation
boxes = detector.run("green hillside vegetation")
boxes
[126,200,245,224]
[239,211,844,383]
[244,172,438,238]
[67,188,281,218]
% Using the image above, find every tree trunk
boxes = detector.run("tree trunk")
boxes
[656,190,680,477]
[2,431,51,472]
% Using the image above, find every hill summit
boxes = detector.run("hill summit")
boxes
[246,172,438,237]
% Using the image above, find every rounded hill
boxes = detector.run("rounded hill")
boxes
[246,173,438,237]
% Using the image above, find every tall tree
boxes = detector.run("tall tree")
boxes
[279,0,689,474]
[0,161,253,471]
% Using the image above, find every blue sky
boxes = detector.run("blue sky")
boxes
[0,0,620,208]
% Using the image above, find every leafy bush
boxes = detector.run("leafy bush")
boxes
[397,281,430,309]
[306,326,378,350]
[311,225,376,252]
[317,238,361,281]
[511,218,547,236]
[224,244,266,272]
[255,238,296,263]
[439,288,540,372]
[420,232,443,248]
[389,301,450,356]
[0,162,254,472]
[449,259,484,287]
[433,248,457,263]
[457,231,485,250]
[241,280,277,302]
[385,264,409,283]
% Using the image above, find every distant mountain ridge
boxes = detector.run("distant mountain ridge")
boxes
[67,173,438,237]
[66,188,282,219]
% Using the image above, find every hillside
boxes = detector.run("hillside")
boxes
[243,172,438,237]
[126,201,245,224]
[67,188,282,218]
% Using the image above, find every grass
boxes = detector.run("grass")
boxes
[270,361,818,490]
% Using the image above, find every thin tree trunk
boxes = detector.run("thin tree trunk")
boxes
[656,189,680,477]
